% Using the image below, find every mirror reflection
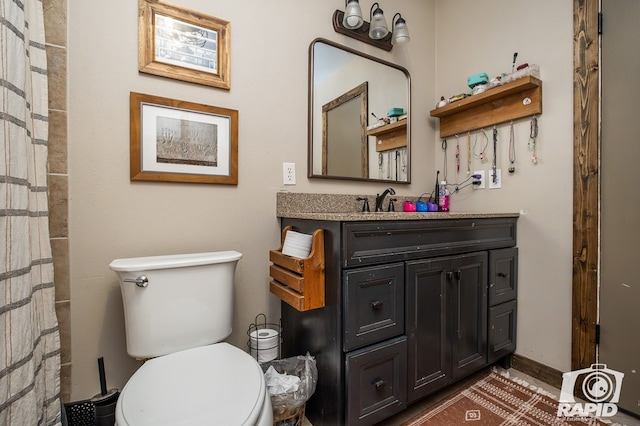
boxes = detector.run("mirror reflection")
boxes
[308,38,410,183]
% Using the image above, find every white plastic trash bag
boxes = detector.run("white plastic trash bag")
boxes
[265,366,301,395]
[261,353,318,412]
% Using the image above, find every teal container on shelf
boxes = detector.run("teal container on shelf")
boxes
[387,107,404,117]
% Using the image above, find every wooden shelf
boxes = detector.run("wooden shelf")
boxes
[367,120,407,152]
[269,226,325,311]
[430,76,542,138]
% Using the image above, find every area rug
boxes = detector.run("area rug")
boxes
[402,370,608,426]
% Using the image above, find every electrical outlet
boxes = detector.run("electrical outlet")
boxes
[473,170,485,189]
[283,162,296,185]
[489,169,502,189]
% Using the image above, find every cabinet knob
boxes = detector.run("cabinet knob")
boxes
[372,379,385,389]
[371,300,384,310]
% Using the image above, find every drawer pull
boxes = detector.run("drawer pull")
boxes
[372,378,385,389]
[497,272,509,278]
[371,300,384,310]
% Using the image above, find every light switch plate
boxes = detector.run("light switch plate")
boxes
[489,169,502,189]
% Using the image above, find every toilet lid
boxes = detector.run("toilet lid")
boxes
[117,343,266,426]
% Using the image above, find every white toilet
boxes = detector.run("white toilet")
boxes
[109,251,273,426]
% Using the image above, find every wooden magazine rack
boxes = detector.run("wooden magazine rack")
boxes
[269,226,325,311]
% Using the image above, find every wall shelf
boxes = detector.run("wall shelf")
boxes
[269,226,325,311]
[430,76,542,138]
[367,120,407,152]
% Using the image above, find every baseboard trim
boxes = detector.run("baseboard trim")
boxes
[510,354,564,390]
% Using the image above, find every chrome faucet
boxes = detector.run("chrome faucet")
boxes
[375,187,396,212]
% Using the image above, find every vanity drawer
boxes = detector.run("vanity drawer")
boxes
[343,263,404,351]
[346,336,407,426]
[489,248,518,306]
[488,300,517,363]
[342,218,517,267]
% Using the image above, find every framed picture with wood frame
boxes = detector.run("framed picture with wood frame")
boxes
[130,92,238,184]
[138,0,230,89]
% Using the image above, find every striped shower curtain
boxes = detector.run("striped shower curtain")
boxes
[1,0,62,425]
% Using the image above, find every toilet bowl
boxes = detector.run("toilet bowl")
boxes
[115,344,272,426]
[109,251,272,425]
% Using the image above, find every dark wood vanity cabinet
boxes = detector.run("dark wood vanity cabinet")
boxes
[279,217,518,426]
[405,252,488,402]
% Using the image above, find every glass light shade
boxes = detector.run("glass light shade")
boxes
[343,0,364,29]
[369,9,389,39]
[392,19,410,45]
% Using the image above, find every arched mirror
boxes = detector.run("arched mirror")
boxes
[308,38,411,183]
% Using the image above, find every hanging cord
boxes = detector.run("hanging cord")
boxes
[508,121,516,173]
[441,138,448,181]
[455,135,460,178]
[492,126,498,183]
[446,175,478,192]
[473,129,489,162]
[467,132,471,175]
[528,116,538,164]
[446,173,481,194]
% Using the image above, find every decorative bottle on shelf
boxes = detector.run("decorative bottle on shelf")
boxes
[438,181,450,212]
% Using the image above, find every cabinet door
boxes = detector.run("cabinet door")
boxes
[345,336,407,426]
[488,300,517,364]
[344,263,405,351]
[451,252,488,380]
[489,248,518,306]
[405,258,450,402]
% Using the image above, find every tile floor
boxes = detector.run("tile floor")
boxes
[301,367,640,426]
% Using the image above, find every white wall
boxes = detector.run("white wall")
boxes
[434,1,574,372]
[68,1,436,399]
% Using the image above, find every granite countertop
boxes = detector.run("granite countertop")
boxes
[276,192,520,222]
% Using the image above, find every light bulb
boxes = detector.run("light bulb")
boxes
[369,8,388,40]
[343,0,363,30]
[392,19,410,45]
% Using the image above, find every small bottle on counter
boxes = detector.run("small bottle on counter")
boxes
[438,181,450,212]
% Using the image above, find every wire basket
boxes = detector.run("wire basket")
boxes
[274,403,305,426]
[64,400,95,426]
[247,313,282,363]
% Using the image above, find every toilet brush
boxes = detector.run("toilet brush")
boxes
[98,357,108,396]
[92,357,120,426]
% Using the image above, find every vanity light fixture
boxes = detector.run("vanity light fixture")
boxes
[332,2,410,51]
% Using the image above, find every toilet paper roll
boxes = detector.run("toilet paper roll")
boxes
[249,328,280,363]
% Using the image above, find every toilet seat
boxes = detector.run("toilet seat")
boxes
[115,343,269,425]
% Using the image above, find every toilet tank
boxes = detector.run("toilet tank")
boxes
[109,251,242,359]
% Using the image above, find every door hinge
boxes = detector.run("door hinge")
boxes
[598,12,603,35]
[595,323,600,345]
